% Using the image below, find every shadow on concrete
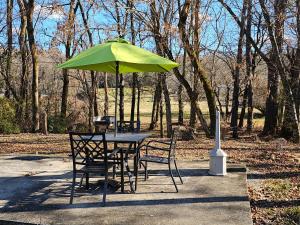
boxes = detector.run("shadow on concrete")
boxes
[8,156,52,161]
[0,172,72,212]
[0,220,42,225]
[0,167,230,214]
[0,164,250,216]
[2,195,249,213]
[139,168,208,177]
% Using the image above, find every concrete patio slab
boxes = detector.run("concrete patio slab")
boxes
[0,154,252,225]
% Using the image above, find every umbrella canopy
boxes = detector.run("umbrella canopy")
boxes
[58,38,179,136]
[58,38,179,73]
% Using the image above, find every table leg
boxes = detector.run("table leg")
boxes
[134,142,138,191]
[120,145,124,193]
[124,143,135,193]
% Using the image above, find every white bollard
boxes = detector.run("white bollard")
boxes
[209,110,227,176]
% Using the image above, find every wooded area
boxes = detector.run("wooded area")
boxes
[0,0,299,143]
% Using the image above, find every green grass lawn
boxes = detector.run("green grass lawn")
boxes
[96,87,264,127]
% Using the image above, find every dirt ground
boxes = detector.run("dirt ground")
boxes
[0,129,299,225]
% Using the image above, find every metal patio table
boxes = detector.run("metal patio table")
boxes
[81,132,151,193]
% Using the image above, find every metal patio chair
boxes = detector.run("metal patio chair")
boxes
[117,121,140,133]
[139,129,183,192]
[69,132,122,205]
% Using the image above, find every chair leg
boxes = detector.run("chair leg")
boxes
[79,174,84,188]
[70,172,76,204]
[85,173,89,190]
[113,165,116,179]
[168,163,178,192]
[120,150,124,193]
[174,160,183,184]
[134,155,138,191]
[138,151,142,169]
[102,172,108,206]
[144,161,148,181]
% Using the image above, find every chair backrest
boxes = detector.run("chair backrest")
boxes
[169,128,179,158]
[69,132,108,172]
[94,120,110,133]
[117,121,140,133]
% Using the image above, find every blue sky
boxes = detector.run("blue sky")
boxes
[0,0,242,57]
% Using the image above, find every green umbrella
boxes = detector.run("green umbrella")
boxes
[58,38,179,135]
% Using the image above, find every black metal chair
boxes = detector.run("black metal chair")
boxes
[94,120,110,133]
[117,121,140,133]
[139,129,183,192]
[69,132,122,205]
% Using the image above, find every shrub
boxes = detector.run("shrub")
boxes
[0,98,20,134]
[48,115,67,133]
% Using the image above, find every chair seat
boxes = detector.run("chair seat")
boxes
[78,162,115,173]
[139,155,169,164]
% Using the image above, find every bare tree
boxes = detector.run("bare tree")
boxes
[178,0,216,135]
[231,0,247,138]
[21,0,40,132]
[61,0,77,119]
[148,0,210,136]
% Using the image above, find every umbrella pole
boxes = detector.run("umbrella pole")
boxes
[114,61,119,137]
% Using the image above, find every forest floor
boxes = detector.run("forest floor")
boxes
[0,129,299,225]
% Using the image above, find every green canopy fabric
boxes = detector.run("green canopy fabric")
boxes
[58,38,179,73]
[58,38,179,136]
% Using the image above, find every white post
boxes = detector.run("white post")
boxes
[209,110,227,176]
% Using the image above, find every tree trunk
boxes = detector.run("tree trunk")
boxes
[61,69,69,118]
[189,67,198,128]
[217,0,297,140]
[130,0,137,124]
[280,0,300,142]
[137,78,141,130]
[247,82,253,131]
[5,0,13,99]
[189,102,197,127]
[160,42,210,136]
[119,74,124,122]
[178,81,184,124]
[238,87,248,128]
[104,73,109,116]
[149,0,210,137]
[225,86,230,122]
[88,97,94,132]
[94,79,99,117]
[178,0,216,136]
[25,0,40,132]
[130,73,137,123]
[162,73,172,137]
[178,44,187,126]
[281,51,300,140]
[159,97,164,138]
[18,2,28,129]
[246,0,253,131]
[215,87,224,117]
[190,0,199,128]
[61,0,76,119]
[78,0,99,123]
[231,0,247,138]
[260,0,285,136]
[262,62,279,135]
[149,78,161,130]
